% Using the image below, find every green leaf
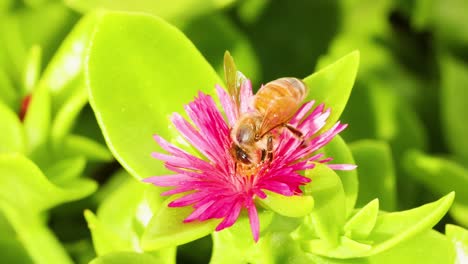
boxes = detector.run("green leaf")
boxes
[403,151,468,206]
[62,134,113,161]
[446,224,468,263]
[0,2,76,84]
[450,202,468,227]
[0,68,17,109]
[0,153,97,212]
[86,173,176,260]
[86,174,143,255]
[23,85,50,154]
[0,102,25,154]
[86,11,222,180]
[65,0,235,25]
[43,156,86,185]
[141,195,220,251]
[413,0,468,46]
[0,202,73,264]
[22,45,41,94]
[50,81,88,146]
[303,50,359,132]
[89,252,163,264]
[0,213,33,263]
[303,193,454,258]
[304,163,347,247]
[343,199,379,239]
[366,230,455,264]
[366,192,455,256]
[350,140,397,211]
[38,12,100,114]
[307,230,455,263]
[440,54,468,164]
[301,236,372,258]
[319,135,358,215]
[258,190,314,218]
[95,175,152,253]
[84,210,134,256]
[210,211,274,264]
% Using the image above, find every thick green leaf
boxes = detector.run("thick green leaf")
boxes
[86,11,222,180]
[403,151,468,206]
[89,252,163,264]
[446,224,468,263]
[38,12,99,114]
[86,172,177,259]
[94,175,160,252]
[412,0,468,46]
[301,236,372,258]
[0,153,97,212]
[0,213,33,263]
[0,202,73,264]
[0,2,76,84]
[237,0,269,25]
[343,199,379,239]
[23,84,50,154]
[50,81,88,146]
[22,45,41,94]
[210,211,274,264]
[84,210,134,256]
[43,156,86,185]
[0,68,17,109]
[258,190,314,218]
[0,102,25,154]
[308,230,455,263]
[319,135,358,215]
[304,163,347,247]
[62,134,113,161]
[450,202,468,227]
[303,193,454,258]
[141,195,220,251]
[440,54,468,164]
[303,50,359,132]
[350,140,397,211]
[366,192,454,256]
[65,0,235,25]
[366,230,455,264]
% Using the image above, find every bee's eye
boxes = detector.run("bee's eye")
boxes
[237,126,254,144]
[235,146,251,164]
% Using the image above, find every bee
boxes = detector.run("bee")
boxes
[224,52,308,172]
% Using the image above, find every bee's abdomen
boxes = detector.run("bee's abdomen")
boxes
[254,77,307,113]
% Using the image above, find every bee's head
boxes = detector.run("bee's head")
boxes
[234,144,251,164]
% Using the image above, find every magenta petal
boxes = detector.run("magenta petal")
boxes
[215,200,242,231]
[328,164,358,170]
[216,84,238,126]
[246,200,260,242]
[239,79,253,114]
[184,199,216,222]
[143,174,189,186]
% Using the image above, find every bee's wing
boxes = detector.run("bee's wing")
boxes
[258,97,299,137]
[224,51,247,112]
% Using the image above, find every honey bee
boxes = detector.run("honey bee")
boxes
[224,52,308,171]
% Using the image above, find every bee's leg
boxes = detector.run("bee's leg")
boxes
[261,149,266,161]
[285,124,307,148]
[266,136,273,162]
[285,124,303,138]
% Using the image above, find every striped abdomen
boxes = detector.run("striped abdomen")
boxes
[253,77,308,133]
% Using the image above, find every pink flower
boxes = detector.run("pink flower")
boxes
[143,79,355,242]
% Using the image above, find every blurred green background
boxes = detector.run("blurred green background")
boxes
[1,0,467,263]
